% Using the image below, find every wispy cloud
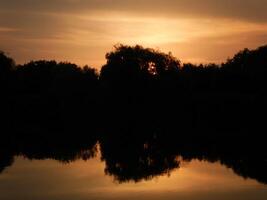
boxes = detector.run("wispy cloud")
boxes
[1,1,267,68]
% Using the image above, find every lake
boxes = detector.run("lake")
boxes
[0,144,267,200]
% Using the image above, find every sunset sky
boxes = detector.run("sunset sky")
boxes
[1,0,267,69]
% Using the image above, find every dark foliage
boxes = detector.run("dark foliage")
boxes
[0,44,267,184]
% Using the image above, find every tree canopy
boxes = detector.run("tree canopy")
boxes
[100,44,181,87]
[0,51,15,78]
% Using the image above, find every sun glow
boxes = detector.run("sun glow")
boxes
[1,5,267,68]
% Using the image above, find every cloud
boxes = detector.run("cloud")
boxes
[1,0,267,68]
[160,30,267,64]
[1,0,267,22]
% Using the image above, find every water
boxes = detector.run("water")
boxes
[0,149,267,200]
[1,129,267,200]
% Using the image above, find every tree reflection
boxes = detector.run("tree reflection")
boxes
[100,133,180,183]
[1,125,267,185]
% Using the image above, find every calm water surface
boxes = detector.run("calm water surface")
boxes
[0,151,266,200]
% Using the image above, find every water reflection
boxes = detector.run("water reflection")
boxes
[1,131,267,186]
[0,155,267,200]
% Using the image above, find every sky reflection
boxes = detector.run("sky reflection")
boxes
[0,155,266,200]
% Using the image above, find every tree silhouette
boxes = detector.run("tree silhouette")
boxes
[0,44,267,185]
[0,51,15,76]
[0,51,15,93]
[100,44,180,89]
[15,60,98,95]
[222,45,267,92]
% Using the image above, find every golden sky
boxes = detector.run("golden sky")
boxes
[1,0,267,69]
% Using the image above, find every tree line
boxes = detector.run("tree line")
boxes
[1,44,267,95]
[1,44,267,134]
